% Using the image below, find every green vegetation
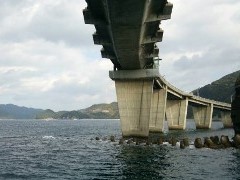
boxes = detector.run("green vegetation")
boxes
[0,104,43,119]
[34,102,119,120]
[192,70,240,103]
[35,109,58,119]
[80,102,119,119]
[0,70,239,120]
[59,111,90,119]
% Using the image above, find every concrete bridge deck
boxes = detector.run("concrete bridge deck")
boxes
[83,0,173,70]
[109,69,231,111]
[109,69,231,134]
[84,0,232,137]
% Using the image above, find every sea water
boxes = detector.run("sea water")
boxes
[0,119,239,180]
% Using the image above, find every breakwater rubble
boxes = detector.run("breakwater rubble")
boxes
[93,134,240,149]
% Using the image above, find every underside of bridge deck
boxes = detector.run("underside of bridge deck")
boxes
[84,0,172,70]
[84,0,231,137]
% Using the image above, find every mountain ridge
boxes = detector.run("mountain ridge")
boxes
[192,70,240,103]
[0,70,239,119]
[0,104,43,119]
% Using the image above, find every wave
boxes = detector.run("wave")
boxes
[42,135,55,139]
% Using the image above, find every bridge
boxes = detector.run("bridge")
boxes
[83,0,232,137]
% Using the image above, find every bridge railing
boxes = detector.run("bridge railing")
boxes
[156,72,231,110]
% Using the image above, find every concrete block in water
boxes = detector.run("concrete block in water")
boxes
[220,135,232,148]
[233,134,240,148]
[180,140,185,149]
[194,138,203,148]
[183,137,189,147]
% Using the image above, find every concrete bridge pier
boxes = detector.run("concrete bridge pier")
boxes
[193,104,213,129]
[220,111,233,128]
[149,88,167,133]
[110,69,159,137]
[165,98,188,130]
[115,80,152,137]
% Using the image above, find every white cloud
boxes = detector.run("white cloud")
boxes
[0,37,114,110]
[0,0,239,110]
[0,0,93,47]
[159,0,240,92]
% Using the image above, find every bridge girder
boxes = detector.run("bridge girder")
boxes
[83,1,231,136]
[83,0,173,70]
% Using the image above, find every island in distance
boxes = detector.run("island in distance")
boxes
[0,102,119,120]
[0,70,239,120]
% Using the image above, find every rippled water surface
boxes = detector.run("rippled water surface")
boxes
[0,119,240,180]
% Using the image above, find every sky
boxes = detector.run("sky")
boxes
[0,0,239,111]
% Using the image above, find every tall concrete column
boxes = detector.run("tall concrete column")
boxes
[193,104,213,129]
[166,98,188,130]
[221,111,232,128]
[149,88,167,133]
[110,69,160,137]
[115,80,153,137]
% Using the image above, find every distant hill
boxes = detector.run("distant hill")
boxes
[0,70,238,120]
[59,111,90,119]
[192,70,240,103]
[35,109,58,119]
[80,102,119,119]
[0,104,43,119]
[35,102,119,120]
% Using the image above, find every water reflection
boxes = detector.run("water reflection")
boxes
[230,150,240,179]
[117,145,171,180]
[115,121,235,179]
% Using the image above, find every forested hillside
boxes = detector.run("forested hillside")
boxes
[0,70,239,119]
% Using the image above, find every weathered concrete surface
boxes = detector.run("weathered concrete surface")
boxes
[166,98,188,130]
[149,88,167,132]
[115,80,153,137]
[231,73,240,135]
[83,0,172,70]
[109,69,160,80]
[193,104,213,129]
[221,111,233,128]
[84,0,232,136]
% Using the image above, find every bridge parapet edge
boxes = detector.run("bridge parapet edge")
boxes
[191,95,231,110]
[109,69,231,111]
[156,73,231,110]
[109,69,160,80]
